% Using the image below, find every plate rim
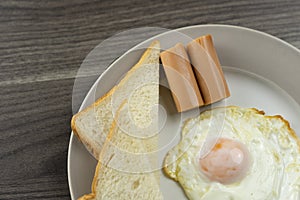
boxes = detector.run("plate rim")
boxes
[67,24,300,199]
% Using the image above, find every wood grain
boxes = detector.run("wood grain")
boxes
[0,0,299,199]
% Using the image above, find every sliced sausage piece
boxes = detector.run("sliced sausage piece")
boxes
[187,35,230,104]
[160,43,204,112]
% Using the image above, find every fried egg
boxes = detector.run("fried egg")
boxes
[164,106,300,200]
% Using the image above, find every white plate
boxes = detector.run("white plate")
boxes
[68,25,300,199]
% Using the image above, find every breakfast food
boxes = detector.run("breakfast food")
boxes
[78,102,163,200]
[187,35,230,105]
[71,33,300,200]
[75,41,162,200]
[71,40,160,159]
[164,106,300,200]
[160,43,204,112]
[160,35,230,112]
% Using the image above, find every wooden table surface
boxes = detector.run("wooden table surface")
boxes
[0,0,299,199]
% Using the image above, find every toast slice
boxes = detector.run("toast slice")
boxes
[78,101,163,200]
[71,41,160,159]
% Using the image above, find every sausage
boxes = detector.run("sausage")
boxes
[160,43,204,112]
[187,35,230,104]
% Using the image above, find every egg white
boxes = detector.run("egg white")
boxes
[164,106,300,200]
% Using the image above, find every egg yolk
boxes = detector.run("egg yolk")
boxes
[199,138,251,184]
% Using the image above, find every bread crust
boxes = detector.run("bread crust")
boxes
[78,161,102,200]
[78,193,95,200]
